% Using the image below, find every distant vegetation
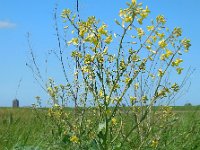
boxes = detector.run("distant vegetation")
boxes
[184,102,192,106]
[0,107,200,149]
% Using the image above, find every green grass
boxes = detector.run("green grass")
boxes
[0,106,200,149]
[0,108,48,149]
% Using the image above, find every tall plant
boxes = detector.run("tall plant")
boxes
[31,0,191,149]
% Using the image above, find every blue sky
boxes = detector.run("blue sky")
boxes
[0,0,199,107]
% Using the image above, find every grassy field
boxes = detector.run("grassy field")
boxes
[0,106,200,149]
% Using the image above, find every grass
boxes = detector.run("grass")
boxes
[0,108,48,149]
[0,106,200,149]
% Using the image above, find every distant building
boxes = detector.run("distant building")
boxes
[12,99,19,108]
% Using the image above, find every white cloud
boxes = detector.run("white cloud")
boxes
[0,21,16,29]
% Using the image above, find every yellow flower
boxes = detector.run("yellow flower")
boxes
[84,54,94,64]
[157,33,165,39]
[81,66,90,73]
[160,54,166,60]
[71,38,78,45]
[91,36,98,45]
[173,27,182,37]
[146,45,151,50]
[106,109,111,115]
[160,49,173,60]
[47,87,55,98]
[125,77,131,84]
[119,60,126,70]
[145,6,150,13]
[111,118,117,125]
[84,33,99,45]
[176,67,183,74]
[132,0,137,5]
[151,35,157,42]
[140,10,148,19]
[137,18,143,25]
[158,39,167,48]
[71,51,82,58]
[124,16,133,22]
[134,83,139,90]
[130,96,137,102]
[61,9,71,18]
[156,15,166,24]
[157,89,166,97]
[98,24,108,35]
[181,38,191,52]
[67,38,78,46]
[113,83,120,91]
[137,28,145,38]
[54,103,60,107]
[146,39,152,45]
[105,35,112,44]
[142,95,148,102]
[63,131,68,135]
[48,108,53,117]
[171,83,179,92]
[147,25,154,31]
[70,135,79,143]
[119,9,125,17]
[151,139,159,148]
[158,69,164,77]
[97,54,104,63]
[79,29,85,37]
[99,89,104,98]
[165,49,173,58]
[131,54,140,62]
[172,58,183,67]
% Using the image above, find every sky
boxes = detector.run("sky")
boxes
[0,0,200,107]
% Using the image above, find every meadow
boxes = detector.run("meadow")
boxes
[0,106,200,149]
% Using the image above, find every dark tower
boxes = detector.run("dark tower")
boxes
[12,99,19,108]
